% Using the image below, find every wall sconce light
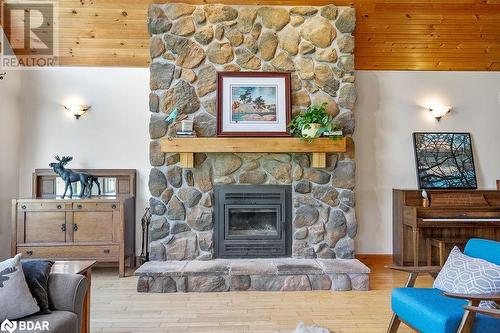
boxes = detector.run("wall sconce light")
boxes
[64,104,90,119]
[426,105,452,121]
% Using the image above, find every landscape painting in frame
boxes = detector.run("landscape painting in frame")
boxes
[231,86,277,123]
[413,132,477,189]
[217,72,291,137]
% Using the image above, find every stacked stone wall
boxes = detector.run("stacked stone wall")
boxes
[148,3,357,261]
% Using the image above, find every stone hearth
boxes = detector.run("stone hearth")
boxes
[136,258,369,292]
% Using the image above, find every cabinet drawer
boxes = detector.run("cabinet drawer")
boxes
[18,202,66,211]
[18,244,119,261]
[73,202,120,211]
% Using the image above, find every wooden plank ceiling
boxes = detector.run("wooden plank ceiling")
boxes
[49,1,500,69]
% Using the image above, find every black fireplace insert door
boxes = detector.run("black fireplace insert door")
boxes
[225,204,282,239]
[215,185,292,258]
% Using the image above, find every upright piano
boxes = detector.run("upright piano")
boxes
[393,189,500,266]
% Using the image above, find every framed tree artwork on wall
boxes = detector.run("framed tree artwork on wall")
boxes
[217,72,292,137]
[413,132,478,189]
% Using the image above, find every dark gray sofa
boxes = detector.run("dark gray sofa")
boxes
[18,273,87,333]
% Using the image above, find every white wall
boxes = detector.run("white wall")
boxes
[4,68,500,256]
[17,68,150,255]
[355,71,500,253]
[0,70,22,259]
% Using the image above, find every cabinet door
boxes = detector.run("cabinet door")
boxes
[24,212,66,243]
[73,211,115,242]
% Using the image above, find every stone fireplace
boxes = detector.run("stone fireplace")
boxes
[147,2,357,262]
[214,185,292,258]
[139,2,367,292]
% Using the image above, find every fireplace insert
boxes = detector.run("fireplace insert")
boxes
[214,185,292,258]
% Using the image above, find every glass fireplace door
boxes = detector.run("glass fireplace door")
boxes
[224,204,282,240]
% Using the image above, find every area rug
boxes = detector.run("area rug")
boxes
[293,322,332,333]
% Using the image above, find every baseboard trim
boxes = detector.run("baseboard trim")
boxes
[356,254,393,266]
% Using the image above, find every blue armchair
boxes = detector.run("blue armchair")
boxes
[387,238,500,333]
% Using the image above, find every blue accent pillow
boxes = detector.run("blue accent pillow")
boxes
[434,246,500,309]
[21,260,54,314]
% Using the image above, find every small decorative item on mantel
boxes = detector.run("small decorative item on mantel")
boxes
[49,156,101,198]
[166,107,179,124]
[323,130,343,137]
[181,119,193,132]
[166,107,189,138]
[175,130,197,138]
[176,119,197,138]
[288,103,342,142]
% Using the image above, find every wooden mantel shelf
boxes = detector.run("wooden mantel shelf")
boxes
[160,137,346,168]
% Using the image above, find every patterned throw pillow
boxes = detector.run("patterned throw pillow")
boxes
[434,246,500,309]
[0,254,40,320]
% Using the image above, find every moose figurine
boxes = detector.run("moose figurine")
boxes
[49,156,101,198]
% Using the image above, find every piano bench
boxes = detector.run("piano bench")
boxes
[426,238,468,266]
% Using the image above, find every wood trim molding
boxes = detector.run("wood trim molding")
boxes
[356,254,393,262]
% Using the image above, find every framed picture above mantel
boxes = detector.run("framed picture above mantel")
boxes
[216,72,291,137]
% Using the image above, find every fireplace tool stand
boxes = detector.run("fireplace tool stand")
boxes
[139,207,152,265]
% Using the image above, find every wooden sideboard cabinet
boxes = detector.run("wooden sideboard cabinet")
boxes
[12,197,135,277]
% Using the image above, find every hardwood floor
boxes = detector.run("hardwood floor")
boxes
[90,256,433,333]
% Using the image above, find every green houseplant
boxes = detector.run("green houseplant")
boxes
[288,103,339,142]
